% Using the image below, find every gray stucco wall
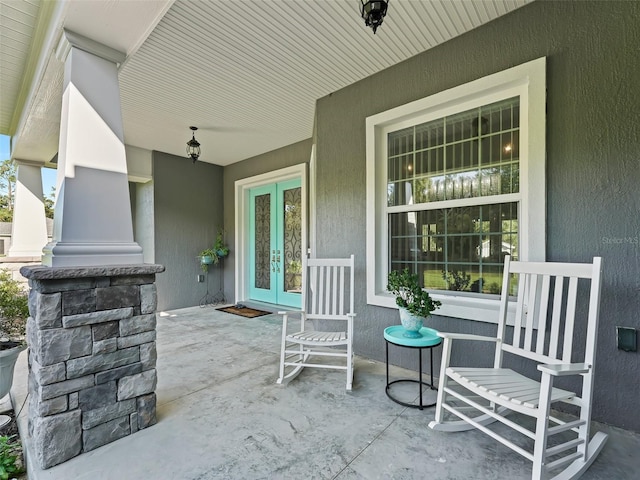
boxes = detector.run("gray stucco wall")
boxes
[153,151,224,311]
[135,180,155,264]
[314,1,640,431]
[222,139,312,303]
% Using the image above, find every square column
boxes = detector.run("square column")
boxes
[8,160,48,257]
[43,30,143,267]
[20,264,164,469]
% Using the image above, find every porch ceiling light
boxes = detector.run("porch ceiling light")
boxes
[186,126,201,163]
[360,0,389,34]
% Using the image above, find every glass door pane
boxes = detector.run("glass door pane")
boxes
[254,193,271,290]
[281,185,302,296]
[248,179,302,308]
[249,185,276,303]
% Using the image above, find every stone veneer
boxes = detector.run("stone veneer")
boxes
[20,264,164,469]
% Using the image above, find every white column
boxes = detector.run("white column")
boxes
[42,30,143,267]
[7,160,48,257]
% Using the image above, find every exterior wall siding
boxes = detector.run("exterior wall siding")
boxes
[314,1,640,431]
[153,151,223,311]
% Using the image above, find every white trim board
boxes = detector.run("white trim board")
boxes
[365,57,546,324]
[234,163,308,305]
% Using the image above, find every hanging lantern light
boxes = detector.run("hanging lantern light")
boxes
[186,126,201,163]
[360,0,389,34]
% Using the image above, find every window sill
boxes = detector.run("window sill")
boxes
[369,291,516,325]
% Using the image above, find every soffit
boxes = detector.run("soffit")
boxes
[0,0,42,133]
[120,0,532,166]
[4,0,532,166]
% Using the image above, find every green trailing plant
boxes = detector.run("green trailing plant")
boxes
[0,435,24,480]
[213,229,229,258]
[387,268,441,318]
[198,248,217,272]
[198,229,230,272]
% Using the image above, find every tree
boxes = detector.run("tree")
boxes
[44,186,55,219]
[0,160,16,222]
[0,160,16,211]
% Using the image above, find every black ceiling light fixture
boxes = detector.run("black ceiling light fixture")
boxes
[186,126,201,163]
[360,0,389,34]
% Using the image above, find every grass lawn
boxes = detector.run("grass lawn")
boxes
[422,268,508,294]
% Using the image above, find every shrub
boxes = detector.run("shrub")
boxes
[0,271,28,341]
[0,435,24,480]
[0,270,28,320]
[441,269,471,291]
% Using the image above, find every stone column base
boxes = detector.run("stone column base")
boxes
[20,264,164,469]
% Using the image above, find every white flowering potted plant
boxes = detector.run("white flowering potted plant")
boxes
[387,268,441,338]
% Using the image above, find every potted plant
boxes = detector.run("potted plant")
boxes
[198,248,218,272]
[387,268,441,338]
[198,230,230,272]
[0,270,28,425]
[213,229,229,259]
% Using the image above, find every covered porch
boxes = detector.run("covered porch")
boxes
[2,0,640,474]
[12,306,640,479]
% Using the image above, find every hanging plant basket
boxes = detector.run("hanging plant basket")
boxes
[213,229,229,259]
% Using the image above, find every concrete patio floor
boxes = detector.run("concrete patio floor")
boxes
[10,305,640,479]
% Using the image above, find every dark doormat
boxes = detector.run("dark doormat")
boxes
[216,305,272,318]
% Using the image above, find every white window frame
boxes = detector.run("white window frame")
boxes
[234,163,308,305]
[366,57,546,323]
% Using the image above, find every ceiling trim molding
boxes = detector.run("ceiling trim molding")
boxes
[13,158,46,168]
[8,0,65,136]
[55,29,126,65]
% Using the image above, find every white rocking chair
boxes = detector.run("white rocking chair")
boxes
[429,256,607,480]
[277,254,355,391]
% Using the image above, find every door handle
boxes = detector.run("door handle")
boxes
[271,250,281,272]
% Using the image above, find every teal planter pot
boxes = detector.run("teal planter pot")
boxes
[399,308,426,338]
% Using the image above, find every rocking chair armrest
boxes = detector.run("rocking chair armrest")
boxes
[538,362,591,376]
[278,310,306,326]
[437,332,500,343]
[278,309,305,317]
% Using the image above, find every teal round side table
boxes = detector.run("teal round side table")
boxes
[384,325,442,410]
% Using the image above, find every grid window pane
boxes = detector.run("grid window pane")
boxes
[387,97,521,294]
[388,97,519,207]
[389,202,518,294]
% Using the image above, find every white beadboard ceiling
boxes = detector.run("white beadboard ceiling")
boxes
[0,0,42,132]
[2,0,532,166]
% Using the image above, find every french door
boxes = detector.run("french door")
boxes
[248,179,302,308]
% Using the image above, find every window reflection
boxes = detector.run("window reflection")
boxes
[387,97,520,294]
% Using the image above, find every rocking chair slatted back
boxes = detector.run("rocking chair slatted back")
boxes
[305,256,354,320]
[496,256,602,368]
